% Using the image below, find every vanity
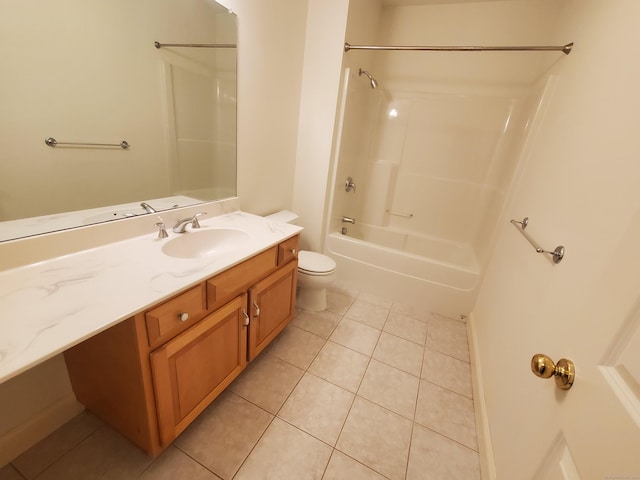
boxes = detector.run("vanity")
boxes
[0,209,302,456]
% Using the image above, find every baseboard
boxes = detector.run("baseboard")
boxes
[467,313,497,480]
[0,394,83,467]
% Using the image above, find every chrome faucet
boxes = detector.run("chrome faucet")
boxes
[173,212,207,233]
[140,202,157,214]
[341,216,356,224]
[345,177,356,193]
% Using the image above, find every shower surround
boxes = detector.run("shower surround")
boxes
[325,0,559,316]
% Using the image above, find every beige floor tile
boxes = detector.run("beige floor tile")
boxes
[426,314,470,362]
[329,282,360,300]
[345,299,389,330]
[373,332,424,377]
[139,446,221,480]
[336,397,412,480]
[415,381,478,451]
[323,450,388,480]
[326,289,355,315]
[407,424,480,480]
[0,465,23,480]
[234,418,332,480]
[174,391,273,479]
[357,360,419,419]
[291,310,341,338]
[265,325,326,369]
[278,373,354,445]
[357,292,393,309]
[34,426,152,480]
[422,348,472,398]
[390,302,430,323]
[12,412,103,479]
[229,354,304,414]
[329,318,381,356]
[308,341,370,392]
[384,312,428,345]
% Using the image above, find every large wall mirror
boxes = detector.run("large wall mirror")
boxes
[0,0,236,242]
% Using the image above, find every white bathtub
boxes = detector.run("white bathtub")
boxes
[325,224,480,317]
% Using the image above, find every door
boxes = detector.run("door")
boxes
[150,294,247,446]
[528,214,640,479]
[472,2,640,477]
[248,260,297,361]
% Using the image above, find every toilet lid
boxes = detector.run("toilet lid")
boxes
[298,251,336,275]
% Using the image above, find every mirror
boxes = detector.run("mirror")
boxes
[0,0,237,242]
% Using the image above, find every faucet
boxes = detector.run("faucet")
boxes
[140,202,157,214]
[173,212,207,233]
[341,216,356,224]
[345,177,356,193]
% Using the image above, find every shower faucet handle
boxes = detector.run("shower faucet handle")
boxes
[345,177,356,193]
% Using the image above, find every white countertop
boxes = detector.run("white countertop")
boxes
[0,211,302,384]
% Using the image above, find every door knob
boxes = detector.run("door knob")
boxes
[531,354,575,390]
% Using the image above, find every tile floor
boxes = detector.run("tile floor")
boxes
[0,286,481,480]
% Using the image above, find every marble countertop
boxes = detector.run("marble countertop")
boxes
[0,211,302,384]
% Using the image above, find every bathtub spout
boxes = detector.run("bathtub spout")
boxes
[341,216,356,224]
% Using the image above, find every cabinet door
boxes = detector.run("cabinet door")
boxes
[248,260,297,361]
[150,294,248,446]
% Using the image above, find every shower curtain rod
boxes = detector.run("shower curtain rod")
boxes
[154,41,236,49]
[344,42,573,55]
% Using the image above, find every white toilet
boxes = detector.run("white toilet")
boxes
[265,211,337,312]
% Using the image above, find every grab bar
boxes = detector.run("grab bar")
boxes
[386,209,413,218]
[510,217,565,264]
[45,137,130,149]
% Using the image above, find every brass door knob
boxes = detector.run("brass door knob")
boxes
[531,354,575,390]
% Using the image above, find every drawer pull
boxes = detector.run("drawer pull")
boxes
[253,301,261,318]
[243,310,250,326]
[178,312,189,322]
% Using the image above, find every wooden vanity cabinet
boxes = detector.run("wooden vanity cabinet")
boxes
[248,260,297,360]
[150,294,247,446]
[64,235,298,456]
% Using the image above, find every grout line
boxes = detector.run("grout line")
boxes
[26,424,106,480]
[171,444,224,479]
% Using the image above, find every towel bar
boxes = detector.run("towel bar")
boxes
[510,217,565,264]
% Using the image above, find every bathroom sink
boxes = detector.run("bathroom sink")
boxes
[161,228,250,259]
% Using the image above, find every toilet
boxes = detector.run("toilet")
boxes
[265,211,337,312]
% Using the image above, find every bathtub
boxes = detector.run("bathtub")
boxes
[325,224,480,317]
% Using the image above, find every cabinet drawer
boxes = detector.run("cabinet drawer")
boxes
[145,285,207,349]
[278,235,299,266]
[207,247,277,311]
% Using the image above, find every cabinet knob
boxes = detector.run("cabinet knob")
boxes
[290,248,297,256]
[242,310,250,326]
[253,301,261,318]
[178,312,189,322]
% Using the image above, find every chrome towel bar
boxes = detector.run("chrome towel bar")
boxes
[45,137,130,149]
[510,217,565,264]
[386,209,414,218]
[154,41,236,49]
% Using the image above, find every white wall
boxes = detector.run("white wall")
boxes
[291,0,350,252]
[220,0,308,217]
[0,356,82,466]
[472,0,640,476]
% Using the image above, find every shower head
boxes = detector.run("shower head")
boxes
[358,68,378,89]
